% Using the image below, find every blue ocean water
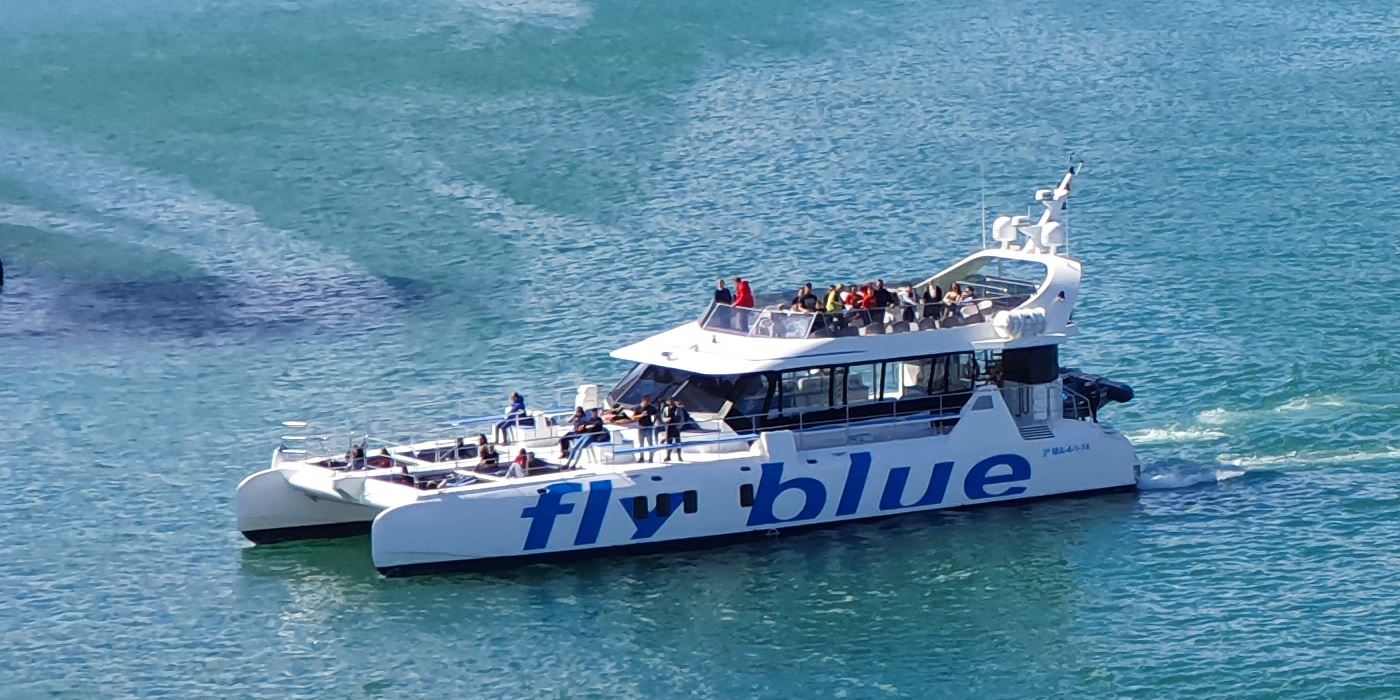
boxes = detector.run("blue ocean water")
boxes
[2,0,1398,696]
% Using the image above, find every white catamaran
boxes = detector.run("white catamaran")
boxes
[236,165,1139,576]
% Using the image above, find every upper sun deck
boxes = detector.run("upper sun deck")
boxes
[612,165,1088,376]
[612,249,1081,375]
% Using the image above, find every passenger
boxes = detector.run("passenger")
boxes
[873,279,895,308]
[943,282,962,307]
[346,444,366,469]
[450,437,468,461]
[507,449,530,478]
[794,283,820,313]
[899,286,918,323]
[924,285,943,319]
[632,395,659,462]
[733,277,754,308]
[858,284,876,324]
[476,435,499,468]
[660,398,685,461]
[495,391,532,442]
[576,408,609,453]
[558,406,587,458]
[825,284,843,314]
[713,278,734,306]
[961,286,976,304]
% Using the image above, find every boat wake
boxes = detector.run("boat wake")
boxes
[1125,426,1228,445]
[1217,446,1400,469]
[1137,459,1246,491]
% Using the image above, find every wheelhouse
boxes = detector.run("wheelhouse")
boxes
[607,343,1064,435]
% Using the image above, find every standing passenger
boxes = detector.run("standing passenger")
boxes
[873,279,894,308]
[825,284,843,314]
[633,395,659,462]
[660,398,685,461]
[733,277,755,308]
[713,279,734,305]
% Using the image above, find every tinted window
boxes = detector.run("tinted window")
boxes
[675,374,738,414]
[845,364,878,404]
[730,374,769,416]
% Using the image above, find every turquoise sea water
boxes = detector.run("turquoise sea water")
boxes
[2,0,1398,696]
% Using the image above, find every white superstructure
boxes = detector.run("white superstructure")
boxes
[236,165,1140,576]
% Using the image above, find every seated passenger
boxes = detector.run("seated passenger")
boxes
[346,444,366,469]
[495,391,534,442]
[476,434,499,467]
[507,449,530,478]
[578,409,609,449]
[558,407,588,457]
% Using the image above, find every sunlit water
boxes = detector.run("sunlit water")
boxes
[2,0,1398,696]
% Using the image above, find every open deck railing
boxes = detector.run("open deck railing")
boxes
[698,292,1033,340]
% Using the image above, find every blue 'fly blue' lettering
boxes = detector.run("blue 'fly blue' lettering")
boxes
[747,462,826,527]
[520,482,583,550]
[879,461,955,510]
[963,454,1031,500]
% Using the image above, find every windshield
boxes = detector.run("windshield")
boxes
[608,364,743,415]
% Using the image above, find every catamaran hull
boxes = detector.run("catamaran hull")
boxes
[368,420,1139,576]
[374,483,1136,577]
[236,467,380,544]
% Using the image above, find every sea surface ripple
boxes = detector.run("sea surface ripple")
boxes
[1,0,1398,696]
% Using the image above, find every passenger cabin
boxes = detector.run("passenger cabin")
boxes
[608,249,1086,446]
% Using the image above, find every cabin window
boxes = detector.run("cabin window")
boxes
[780,368,831,413]
[683,490,698,514]
[674,374,738,414]
[610,364,686,406]
[844,364,878,405]
[631,496,649,520]
[899,359,934,398]
[730,374,769,416]
[880,362,902,399]
[655,493,673,517]
[949,354,978,392]
[739,484,755,507]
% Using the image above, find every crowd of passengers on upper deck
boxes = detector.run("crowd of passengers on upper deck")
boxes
[711,275,989,335]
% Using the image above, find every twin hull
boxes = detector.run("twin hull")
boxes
[240,404,1139,575]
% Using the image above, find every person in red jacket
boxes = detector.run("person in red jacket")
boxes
[858,284,876,325]
[733,277,754,308]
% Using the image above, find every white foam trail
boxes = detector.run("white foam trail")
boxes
[1218,447,1400,469]
[1273,395,1352,412]
[1137,465,1245,490]
[1126,426,1228,445]
[0,129,393,327]
[1194,407,1237,426]
[459,0,592,28]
